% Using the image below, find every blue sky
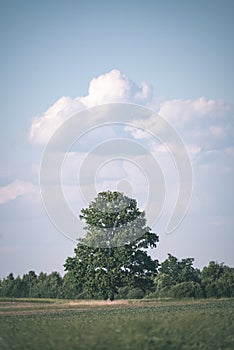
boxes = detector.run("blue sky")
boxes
[0,0,234,278]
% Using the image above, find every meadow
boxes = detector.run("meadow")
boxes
[0,298,233,350]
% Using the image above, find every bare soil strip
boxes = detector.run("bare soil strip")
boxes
[0,300,131,316]
[0,298,215,316]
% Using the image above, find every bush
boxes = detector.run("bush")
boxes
[117,287,129,299]
[171,282,203,299]
[127,288,145,299]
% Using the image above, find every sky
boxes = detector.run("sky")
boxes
[0,0,234,278]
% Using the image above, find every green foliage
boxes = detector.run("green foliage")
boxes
[201,261,234,298]
[153,257,234,299]
[0,274,19,298]
[60,272,85,299]
[64,191,159,300]
[79,191,158,248]
[170,281,204,299]
[1,235,233,300]
[21,271,37,297]
[116,286,145,299]
[0,272,64,299]
[1,257,233,299]
[116,286,130,299]
[154,254,200,297]
[126,287,145,299]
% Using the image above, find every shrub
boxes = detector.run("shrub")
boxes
[171,282,203,299]
[117,287,130,299]
[127,288,145,299]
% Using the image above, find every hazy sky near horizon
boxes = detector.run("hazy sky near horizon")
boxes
[0,0,234,278]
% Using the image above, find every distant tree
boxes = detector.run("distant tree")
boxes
[21,271,37,297]
[11,276,24,298]
[0,273,15,297]
[43,272,63,298]
[32,272,47,298]
[60,272,85,299]
[215,267,234,298]
[201,261,234,298]
[64,191,159,300]
[155,254,200,297]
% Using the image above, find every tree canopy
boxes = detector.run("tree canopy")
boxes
[155,254,201,297]
[64,191,159,300]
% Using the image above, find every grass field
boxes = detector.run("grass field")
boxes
[0,298,233,350]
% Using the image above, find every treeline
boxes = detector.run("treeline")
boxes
[0,255,233,299]
[0,271,81,299]
[151,254,234,299]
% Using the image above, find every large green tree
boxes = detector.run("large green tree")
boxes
[64,191,159,300]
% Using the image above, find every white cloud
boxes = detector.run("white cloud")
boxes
[29,69,233,161]
[125,95,233,157]
[152,142,201,160]
[27,69,234,224]
[157,97,228,125]
[80,70,152,107]
[135,81,153,101]
[29,69,152,146]
[29,96,84,145]
[0,180,37,205]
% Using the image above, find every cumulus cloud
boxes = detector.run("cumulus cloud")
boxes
[29,69,153,146]
[157,97,228,125]
[126,95,233,158]
[0,180,37,205]
[80,69,152,107]
[27,69,234,217]
[29,96,84,145]
[29,68,233,160]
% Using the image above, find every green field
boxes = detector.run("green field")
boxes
[0,298,233,350]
